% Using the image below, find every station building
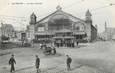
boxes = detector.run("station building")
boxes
[26,6,97,47]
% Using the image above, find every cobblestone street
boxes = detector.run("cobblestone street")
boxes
[0,41,115,73]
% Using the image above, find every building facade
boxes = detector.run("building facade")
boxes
[27,6,97,47]
[100,22,115,40]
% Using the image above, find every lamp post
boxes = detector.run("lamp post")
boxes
[0,21,3,48]
[1,22,3,42]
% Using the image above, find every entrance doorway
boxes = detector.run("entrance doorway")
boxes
[53,37,75,47]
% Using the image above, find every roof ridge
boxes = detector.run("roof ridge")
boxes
[36,9,85,24]
[36,10,58,23]
[62,11,85,22]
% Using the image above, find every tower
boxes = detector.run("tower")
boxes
[85,9,92,42]
[27,12,37,41]
[29,12,37,25]
[105,21,107,31]
[95,25,98,29]
[85,9,92,24]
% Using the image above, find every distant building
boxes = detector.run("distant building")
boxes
[16,31,26,41]
[27,6,97,46]
[0,23,15,38]
[100,22,115,40]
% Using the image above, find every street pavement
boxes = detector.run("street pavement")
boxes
[0,41,115,73]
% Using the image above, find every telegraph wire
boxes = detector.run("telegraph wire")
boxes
[24,0,84,18]
[0,1,115,24]
[0,15,26,18]
[69,3,115,17]
[90,3,115,11]
[0,3,114,19]
[0,0,84,19]
[37,3,115,18]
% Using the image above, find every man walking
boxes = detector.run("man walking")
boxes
[9,54,16,73]
[66,55,72,71]
[77,41,79,46]
[52,47,56,55]
[35,55,40,73]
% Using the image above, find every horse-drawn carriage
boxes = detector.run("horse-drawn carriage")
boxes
[40,44,56,55]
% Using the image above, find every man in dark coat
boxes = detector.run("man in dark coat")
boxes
[66,55,72,71]
[52,47,56,55]
[77,41,79,46]
[35,55,40,73]
[9,54,16,73]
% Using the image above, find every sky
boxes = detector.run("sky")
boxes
[0,0,115,33]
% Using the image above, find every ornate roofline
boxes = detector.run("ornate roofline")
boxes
[36,8,85,24]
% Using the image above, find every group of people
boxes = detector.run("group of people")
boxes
[9,54,40,73]
[9,54,72,73]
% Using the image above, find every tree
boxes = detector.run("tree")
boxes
[1,35,10,41]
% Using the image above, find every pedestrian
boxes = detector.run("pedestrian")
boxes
[52,47,56,55]
[35,55,40,73]
[77,41,79,46]
[66,55,72,71]
[9,54,16,73]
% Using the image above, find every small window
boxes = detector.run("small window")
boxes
[38,27,45,31]
[76,27,80,30]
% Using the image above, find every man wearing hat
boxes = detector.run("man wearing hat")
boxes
[9,54,16,73]
[66,55,72,71]
[35,55,40,73]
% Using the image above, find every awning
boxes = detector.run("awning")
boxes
[73,31,86,35]
[53,36,75,39]
[38,38,50,40]
[35,32,54,35]
[55,29,72,33]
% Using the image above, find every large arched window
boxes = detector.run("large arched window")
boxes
[48,14,72,30]
[74,22,85,31]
